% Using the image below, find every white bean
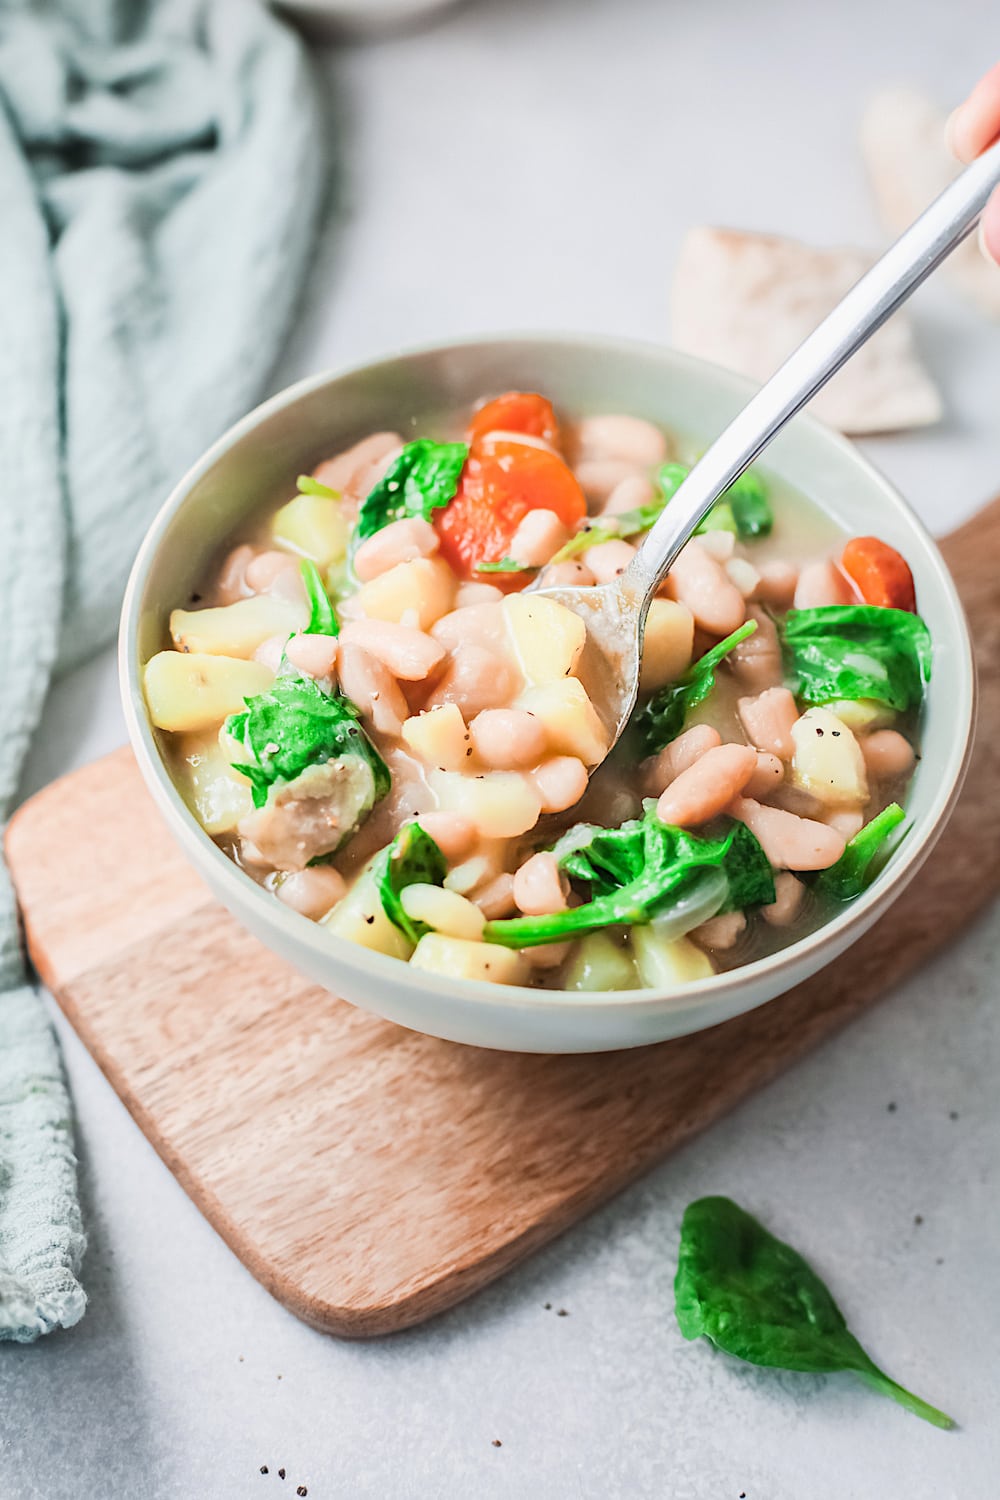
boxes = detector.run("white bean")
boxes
[730,608,783,691]
[313,432,403,499]
[573,414,668,467]
[698,530,736,562]
[253,633,287,673]
[793,559,854,610]
[512,852,568,916]
[861,729,916,779]
[284,632,338,679]
[245,550,303,600]
[762,872,805,927]
[453,582,505,608]
[531,756,589,814]
[745,751,785,799]
[726,558,760,599]
[730,796,845,871]
[693,910,746,951]
[641,725,722,796]
[737,687,800,761]
[583,539,637,584]
[474,872,518,920]
[667,540,746,636]
[573,457,641,505]
[337,643,408,736]
[412,811,477,862]
[276,866,347,920]
[825,808,865,839]
[508,508,570,568]
[340,619,445,681]
[469,709,548,770]
[538,560,597,589]
[602,473,656,517]
[353,517,439,582]
[215,544,255,604]
[753,560,798,607]
[656,743,758,828]
[422,646,521,718]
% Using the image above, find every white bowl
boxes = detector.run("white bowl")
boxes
[119,334,974,1053]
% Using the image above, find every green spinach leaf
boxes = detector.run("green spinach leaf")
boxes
[675,1196,953,1428]
[376,823,448,944]
[636,620,758,755]
[783,606,932,712]
[816,802,907,901]
[475,556,538,575]
[354,438,468,546]
[300,559,338,637]
[725,470,773,538]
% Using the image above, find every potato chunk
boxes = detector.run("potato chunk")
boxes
[144,652,273,732]
[429,769,542,839]
[271,493,349,570]
[355,557,455,629]
[639,599,695,692]
[518,679,609,766]
[169,595,306,660]
[173,729,254,834]
[322,868,412,960]
[503,594,586,684]
[631,929,715,988]
[401,703,470,771]
[791,706,869,806]
[409,934,526,985]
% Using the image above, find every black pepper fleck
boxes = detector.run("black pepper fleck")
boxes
[278,1470,286,1480]
[543,1302,552,1310]
[261,1466,269,1476]
[189,592,203,604]
[492,1440,502,1448]
[466,748,473,756]
[365,914,375,925]
[914,1214,923,1225]
[936,1257,944,1265]
[557,1308,569,1317]
[297,1489,308,1497]
[815,726,825,737]
[949,1110,959,1120]
[887,1101,897,1112]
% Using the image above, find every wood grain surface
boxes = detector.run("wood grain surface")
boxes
[7,501,1000,1338]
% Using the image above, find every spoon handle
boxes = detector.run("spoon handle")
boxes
[627,136,1000,605]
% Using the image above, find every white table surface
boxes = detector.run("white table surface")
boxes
[5,2,1000,1496]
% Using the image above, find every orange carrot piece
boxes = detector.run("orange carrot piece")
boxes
[841,536,917,612]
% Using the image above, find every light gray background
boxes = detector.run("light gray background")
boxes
[5,1,1000,1496]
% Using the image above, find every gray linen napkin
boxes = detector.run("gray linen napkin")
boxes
[0,0,325,1340]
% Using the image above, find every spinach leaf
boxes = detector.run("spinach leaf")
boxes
[816,802,907,901]
[376,823,448,944]
[675,1196,953,1428]
[725,470,773,539]
[300,559,338,637]
[483,807,773,949]
[549,523,622,564]
[227,672,390,815]
[475,556,538,575]
[354,438,468,545]
[783,606,932,712]
[636,620,758,755]
[297,474,339,500]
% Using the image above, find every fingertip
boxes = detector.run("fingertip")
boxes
[978,196,1000,268]
[944,107,962,161]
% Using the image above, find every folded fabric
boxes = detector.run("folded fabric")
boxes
[0,0,326,1341]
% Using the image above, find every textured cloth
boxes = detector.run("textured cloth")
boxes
[0,0,325,1341]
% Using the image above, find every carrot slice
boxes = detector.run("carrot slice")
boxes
[435,439,586,586]
[841,536,917,612]
[466,392,560,450]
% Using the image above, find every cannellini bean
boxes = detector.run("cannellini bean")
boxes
[245,550,304,601]
[745,751,785,799]
[337,643,408,736]
[522,940,573,970]
[656,743,758,827]
[410,811,476,862]
[574,457,641,505]
[641,725,722,796]
[698,530,736,562]
[693,910,746,951]
[474,872,518,919]
[284,632,339,679]
[730,796,846,871]
[531,756,589,814]
[573,414,668,467]
[353,517,439,582]
[793,559,854,610]
[276,866,347,920]
[602,473,656,517]
[512,852,569,916]
[825,808,865,839]
[313,432,403,498]
[423,646,521,718]
[454,581,504,608]
[400,884,486,941]
[215,544,255,604]
[737,687,800,761]
[762,872,805,927]
[667,540,746,636]
[730,608,783,690]
[583,538,637,584]
[726,558,760,598]
[861,729,917,779]
[339,619,445,681]
[469,708,548,769]
[254,634,288,673]
[538,559,597,589]
[753,559,799,607]
[431,601,509,653]
[508,508,570,568]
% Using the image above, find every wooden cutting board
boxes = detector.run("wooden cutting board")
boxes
[7,502,1000,1338]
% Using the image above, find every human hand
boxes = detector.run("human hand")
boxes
[947,63,1000,264]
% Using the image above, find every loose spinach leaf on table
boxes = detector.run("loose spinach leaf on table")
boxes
[376,823,448,944]
[783,606,932,712]
[675,1196,953,1428]
[636,620,758,755]
[483,806,773,949]
[816,802,907,901]
[354,438,468,546]
[226,671,390,813]
[300,559,339,637]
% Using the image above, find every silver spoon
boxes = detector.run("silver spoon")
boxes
[536,137,1000,761]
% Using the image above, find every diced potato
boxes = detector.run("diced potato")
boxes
[271,493,349,569]
[518,679,609,766]
[401,703,469,770]
[821,698,896,733]
[563,932,637,991]
[400,885,485,941]
[144,652,274,732]
[169,595,306,660]
[429,769,541,839]
[631,929,715,988]
[322,868,412,960]
[173,729,254,834]
[356,557,455,630]
[639,599,695,693]
[503,594,586,684]
[409,933,526,985]
[791,706,869,806]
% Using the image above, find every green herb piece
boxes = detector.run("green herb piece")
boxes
[548,524,621,564]
[300,559,338,637]
[226,673,390,821]
[816,802,907,901]
[297,474,340,500]
[675,1196,953,1429]
[656,461,741,536]
[354,439,468,547]
[725,470,773,539]
[375,823,448,944]
[783,606,932,712]
[483,808,773,949]
[475,556,538,574]
[636,620,758,755]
